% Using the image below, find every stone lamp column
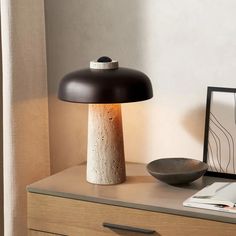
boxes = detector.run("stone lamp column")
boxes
[58,56,153,185]
[87,103,125,184]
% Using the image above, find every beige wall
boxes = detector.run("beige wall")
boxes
[45,0,236,173]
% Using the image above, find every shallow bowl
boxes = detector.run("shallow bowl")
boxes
[147,158,208,185]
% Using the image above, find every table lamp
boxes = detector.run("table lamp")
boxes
[58,56,153,185]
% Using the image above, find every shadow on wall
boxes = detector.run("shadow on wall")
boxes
[45,0,149,172]
[181,106,206,144]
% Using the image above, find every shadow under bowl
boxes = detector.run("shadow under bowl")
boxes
[147,158,208,185]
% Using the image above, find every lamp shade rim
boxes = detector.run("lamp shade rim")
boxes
[58,94,153,104]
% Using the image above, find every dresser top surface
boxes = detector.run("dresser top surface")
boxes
[27,163,236,224]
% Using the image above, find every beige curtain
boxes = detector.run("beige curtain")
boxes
[1,0,50,235]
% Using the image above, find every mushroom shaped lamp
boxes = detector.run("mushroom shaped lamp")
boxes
[58,56,153,185]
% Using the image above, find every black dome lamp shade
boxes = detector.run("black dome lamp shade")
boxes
[58,57,153,185]
[58,56,153,103]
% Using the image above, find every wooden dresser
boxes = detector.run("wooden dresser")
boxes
[27,163,236,236]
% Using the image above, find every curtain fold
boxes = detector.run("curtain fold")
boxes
[1,0,50,235]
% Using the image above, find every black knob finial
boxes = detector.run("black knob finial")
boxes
[97,56,112,63]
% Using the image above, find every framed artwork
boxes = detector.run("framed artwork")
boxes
[203,86,236,179]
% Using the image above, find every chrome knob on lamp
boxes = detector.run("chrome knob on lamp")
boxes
[58,56,153,185]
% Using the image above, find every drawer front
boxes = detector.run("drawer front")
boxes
[28,193,236,236]
[28,230,62,236]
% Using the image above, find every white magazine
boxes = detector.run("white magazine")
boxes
[183,182,236,214]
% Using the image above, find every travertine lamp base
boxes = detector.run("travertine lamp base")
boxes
[87,104,126,185]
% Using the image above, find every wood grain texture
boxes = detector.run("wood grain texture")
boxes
[28,193,236,236]
[28,229,62,235]
[87,104,126,184]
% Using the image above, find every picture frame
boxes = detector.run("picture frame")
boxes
[203,86,236,179]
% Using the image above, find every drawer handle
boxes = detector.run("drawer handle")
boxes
[103,222,156,234]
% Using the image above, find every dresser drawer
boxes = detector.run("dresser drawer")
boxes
[28,192,236,236]
[28,230,62,235]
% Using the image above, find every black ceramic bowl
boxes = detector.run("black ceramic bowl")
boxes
[147,158,208,185]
